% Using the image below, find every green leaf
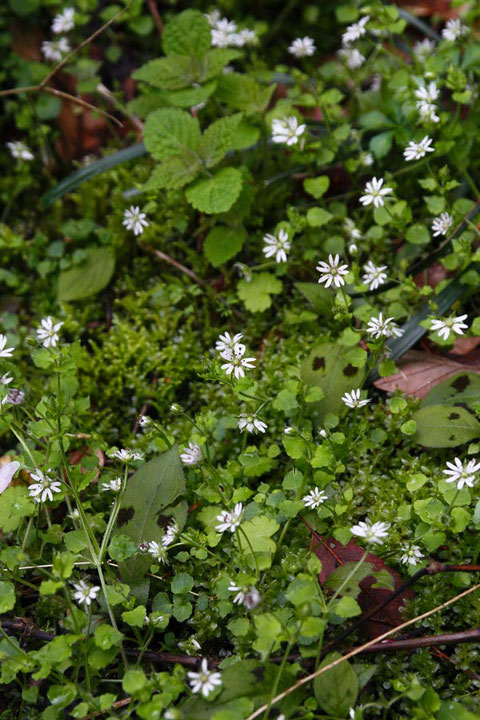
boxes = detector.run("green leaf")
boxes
[185,167,243,214]
[437,701,480,720]
[216,73,276,114]
[122,669,147,695]
[0,582,15,612]
[358,111,394,129]
[325,562,373,599]
[108,534,137,562]
[282,435,307,459]
[57,247,115,302]
[303,176,330,199]
[121,605,146,627]
[314,652,359,718]
[422,373,480,409]
[133,55,199,90]
[0,486,35,532]
[236,515,279,570]
[333,596,362,618]
[406,223,431,246]
[237,272,283,312]
[162,9,211,57]
[145,152,202,191]
[296,282,333,314]
[94,625,124,651]
[201,49,242,81]
[47,684,77,710]
[369,130,394,159]
[168,80,217,108]
[198,113,243,168]
[143,108,200,160]
[171,572,194,594]
[411,405,480,447]
[114,447,186,582]
[229,120,260,150]
[306,207,333,227]
[203,225,246,267]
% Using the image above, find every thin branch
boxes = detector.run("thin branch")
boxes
[362,627,480,653]
[146,0,164,35]
[143,245,208,287]
[44,87,121,124]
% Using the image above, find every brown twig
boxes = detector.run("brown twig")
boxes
[144,246,208,287]
[146,0,164,35]
[362,627,480,653]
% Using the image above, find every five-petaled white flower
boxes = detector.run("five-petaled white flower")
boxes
[102,477,122,492]
[431,212,453,237]
[228,582,246,605]
[400,544,424,566]
[316,254,349,289]
[147,541,168,563]
[162,520,179,547]
[0,461,20,494]
[338,47,365,69]
[443,457,480,490]
[215,332,244,354]
[403,135,434,162]
[342,389,371,409]
[7,141,34,161]
[413,39,436,62]
[430,314,468,341]
[110,448,144,462]
[303,487,327,509]
[36,317,64,348]
[271,116,306,146]
[362,261,388,290]
[418,102,439,124]
[342,15,370,45]
[414,82,439,104]
[52,7,75,34]
[28,470,62,503]
[238,413,267,434]
[359,177,392,208]
[216,503,243,533]
[220,345,256,380]
[188,659,222,698]
[122,206,149,236]
[366,313,404,339]
[350,519,390,545]
[180,442,202,466]
[288,36,316,58]
[442,18,468,42]
[263,229,291,263]
[42,37,71,62]
[72,579,100,607]
[0,335,14,358]
[2,389,24,406]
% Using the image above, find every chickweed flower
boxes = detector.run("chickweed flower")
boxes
[342,389,371,409]
[102,477,122,492]
[443,457,480,489]
[215,332,244,354]
[359,177,392,208]
[7,141,34,161]
[342,15,369,45]
[1,373,12,386]
[36,317,64,348]
[442,18,468,42]
[362,261,388,290]
[180,442,202,466]
[431,212,453,237]
[52,7,75,34]
[303,487,327,509]
[162,520,179,547]
[316,254,349,289]
[147,541,168,563]
[414,82,439,103]
[0,335,14,358]
[0,461,20,494]
[263,229,291,263]
[417,102,439,124]
[139,415,150,427]
[187,659,222,698]
[413,39,436,61]
[110,449,144,462]
[122,206,149,236]
[72,579,100,607]
[366,313,404,339]
[344,218,362,240]
[42,37,70,62]
[220,345,256,380]
[28,470,61,503]
[400,544,424,566]
[288,36,315,58]
[350,519,390,545]
[430,314,468,341]
[338,47,365,69]
[238,413,267,434]
[215,503,243,533]
[244,586,262,609]
[2,389,25,406]
[228,582,245,605]
[271,117,306,146]
[403,135,434,161]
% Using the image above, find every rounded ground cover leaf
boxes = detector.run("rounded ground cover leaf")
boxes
[237,272,282,312]
[422,372,480,409]
[57,247,115,302]
[203,225,246,267]
[185,167,243,214]
[411,405,480,447]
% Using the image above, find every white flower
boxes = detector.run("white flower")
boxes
[162,520,179,547]
[28,470,62,503]
[430,314,468,341]
[110,448,144,462]
[271,117,306,146]
[263,229,291,263]
[2,389,25,406]
[443,457,480,489]
[215,332,244,354]
[400,544,424,566]
[7,141,34,161]
[413,39,436,62]
[102,477,122,492]
[338,47,365,69]
[442,18,468,42]
[244,586,261,609]
[417,102,439,124]
[342,389,371,409]
[284,426,295,435]
[122,206,149,236]
[36,317,63,348]
[0,461,20,494]
[204,10,221,26]
[351,519,390,545]
[342,15,370,45]
[188,659,222,698]
[220,345,256,380]
[316,254,349,289]
[139,415,150,427]
[0,335,14,358]
[216,503,243,533]
[72,579,100,606]
[228,582,245,605]
[362,261,388,290]
[288,36,315,58]
[180,442,202,466]
[170,403,180,413]
[403,135,434,161]
[42,37,70,62]
[210,17,239,48]
[1,373,13,386]
[344,218,362,240]
[52,7,75,34]
[236,28,257,46]
[359,177,392,208]
[431,212,453,237]
[366,313,404,339]
[361,151,374,166]
[303,487,327,509]
[147,541,168,562]
[238,413,267,434]
[414,82,439,103]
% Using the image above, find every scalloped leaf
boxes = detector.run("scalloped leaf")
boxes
[143,108,200,160]
[198,113,243,168]
[203,225,246,267]
[185,167,243,214]
[162,9,211,57]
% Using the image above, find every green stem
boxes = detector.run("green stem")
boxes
[237,525,260,580]
[328,549,369,606]
[262,641,293,720]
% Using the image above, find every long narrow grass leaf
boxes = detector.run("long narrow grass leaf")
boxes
[397,8,441,42]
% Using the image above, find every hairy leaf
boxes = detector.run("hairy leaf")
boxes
[198,113,243,168]
[162,9,211,57]
[132,55,199,90]
[185,167,243,213]
[145,152,202,191]
[143,108,200,160]
[216,73,276,114]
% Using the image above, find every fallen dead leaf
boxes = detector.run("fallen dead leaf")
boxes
[395,0,463,19]
[449,336,480,356]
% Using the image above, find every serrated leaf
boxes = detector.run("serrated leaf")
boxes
[168,80,217,108]
[237,272,282,312]
[162,9,211,57]
[412,405,480,447]
[145,152,202,191]
[143,108,200,160]
[216,73,276,114]
[203,225,246,267]
[201,48,242,81]
[57,247,115,302]
[185,166,243,213]
[133,56,199,90]
[198,113,243,168]
[230,120,260,150]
